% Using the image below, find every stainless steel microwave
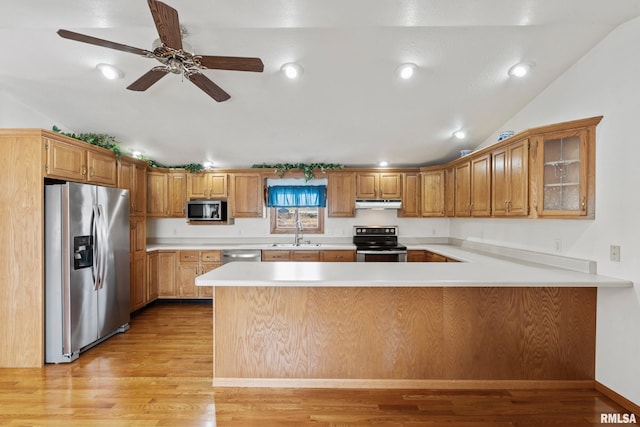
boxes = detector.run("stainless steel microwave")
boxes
[186,200,227,221]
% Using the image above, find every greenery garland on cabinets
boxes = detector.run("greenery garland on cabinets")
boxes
[51,126,203,172]
[252,163,344,181]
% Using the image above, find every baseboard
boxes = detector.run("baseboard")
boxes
[213,378,595,390]
[595,381,640,415]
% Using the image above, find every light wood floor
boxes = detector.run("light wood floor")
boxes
[0,301,636,426]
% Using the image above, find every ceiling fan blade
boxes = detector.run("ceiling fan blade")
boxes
[57,29,149,56]
[198,56,264,72]
[186,73,230,102]
[147,0,183,50]
[127,68,169,91]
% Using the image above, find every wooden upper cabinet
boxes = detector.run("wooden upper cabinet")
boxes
[470,154,492,217]
[530,126,595,218]
[118,157,147,216]
[168,172,188,217]
[421,169,445,217]
[43,137,117,186]
[492,138,529,217]
[327,172,356,217]
[146,171,169,217]
[454,154,491,217]
[398,173,421,217]
[355,172,401,199]
[86,150,117,186]
[187,173,227,199]
[229,173,263,218]
[444,166,455,217]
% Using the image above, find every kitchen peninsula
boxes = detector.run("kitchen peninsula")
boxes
[196,245,631,389]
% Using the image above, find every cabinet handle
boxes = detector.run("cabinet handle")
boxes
[90,167,95,177]
[82,166,87,176]
[581,196,586,212]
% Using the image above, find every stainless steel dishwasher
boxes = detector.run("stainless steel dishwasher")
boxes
[221,249,262,264]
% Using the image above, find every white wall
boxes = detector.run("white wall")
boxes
[450,17,640,404]
[148,210,448,242]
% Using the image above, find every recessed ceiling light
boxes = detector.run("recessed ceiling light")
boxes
[453,130,466,140]
[508,62,535,78]
[281,63,303,79]
[379,161,389,167]
[96,63,123,80]
[396,63,416,80]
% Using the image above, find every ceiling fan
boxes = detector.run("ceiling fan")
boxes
[57,0,264,102]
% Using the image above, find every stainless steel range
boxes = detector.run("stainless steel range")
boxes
[353,226,407,262]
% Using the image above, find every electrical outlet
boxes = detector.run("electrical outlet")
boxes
[610,245,621,262]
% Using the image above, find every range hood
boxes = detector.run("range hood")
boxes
[355,199,402,209]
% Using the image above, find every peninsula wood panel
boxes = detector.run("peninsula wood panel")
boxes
[0,132,45,367]
[213,286,596,383]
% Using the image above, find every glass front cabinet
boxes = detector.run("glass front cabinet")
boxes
[530,118,599,218]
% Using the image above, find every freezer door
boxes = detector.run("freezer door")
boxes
[95,186,130,338]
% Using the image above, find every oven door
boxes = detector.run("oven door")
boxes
[356,250,407,262]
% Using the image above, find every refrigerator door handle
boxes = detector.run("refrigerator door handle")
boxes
[92,205,102,291]
[98,204,108,290]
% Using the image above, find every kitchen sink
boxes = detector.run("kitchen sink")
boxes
[270,242,321,248]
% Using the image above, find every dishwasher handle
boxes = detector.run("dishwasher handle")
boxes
[222,250,262,263]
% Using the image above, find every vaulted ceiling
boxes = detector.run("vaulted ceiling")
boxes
[2,0,639,168]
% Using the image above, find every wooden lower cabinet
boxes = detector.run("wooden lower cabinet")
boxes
[174,250,220,298]
[408,249,459,263]
[263,250,356,262]
[130,251,147,312]
[321,250,356,262]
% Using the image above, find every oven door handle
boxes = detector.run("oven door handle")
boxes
[356,250,407,255]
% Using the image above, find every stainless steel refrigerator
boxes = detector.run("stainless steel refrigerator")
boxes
[45,182,130,363]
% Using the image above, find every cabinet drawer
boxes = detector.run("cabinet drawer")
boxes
[424,251,448,262]
[262,250,291,261]
[200,251,221,263]
[321,250,355,262]
[179,251,200,262]
[291,251,321,261]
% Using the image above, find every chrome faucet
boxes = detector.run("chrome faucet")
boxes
[294,217,304,246]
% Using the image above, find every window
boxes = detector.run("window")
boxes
[266,184,326,234]
[270,207,324,234]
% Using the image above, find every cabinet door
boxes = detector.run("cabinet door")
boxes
[43,138,86,181]
[230,173,263,218]
[198,262,219,298]
[355,173,378,198]
[291,251,321,261]
[421,170,445,217]
[454,161,471,217]
[398,173,420,218]
[118,160,134,213]
[321,250,355,262]
[146,252,159,303]
[470,154,491,217]
[379,173,402,198]
[407,250,425,262]
[535,129,591,217]
[492,147,509,217]
[147,172,169,216]
[87,149,117,186]
[177,262,199,298]
[130,218,146,254]
[132,163,147,216]
[506,139,529,216]
[207,174,228,198]
[168,172,187,217]
[187,173,207,199]
[130,251,147,312]
[262,250,292,261]
[444,166,455,217]
[327,172,356,217]
[157,252,177,298]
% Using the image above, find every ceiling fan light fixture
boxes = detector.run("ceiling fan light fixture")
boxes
[281,62,303,79]
[508,62,535,78]
[96,63,123,80]
[397,63,416,80]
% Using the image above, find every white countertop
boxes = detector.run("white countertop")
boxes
[194,245,633,288]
